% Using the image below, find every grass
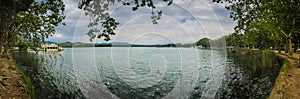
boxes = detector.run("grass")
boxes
[280,64,288,73]
[17,70,35,99]
[276,53,290,73]
[279,58,289,73]
[9,57,35,99]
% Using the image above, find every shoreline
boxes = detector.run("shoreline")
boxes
[269,51,300,99]
[0,55,32,98]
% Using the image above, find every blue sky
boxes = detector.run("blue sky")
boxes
[47,0,236,44]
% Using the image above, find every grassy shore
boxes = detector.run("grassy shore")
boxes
[0,55,33,98]
[269,51,300,99]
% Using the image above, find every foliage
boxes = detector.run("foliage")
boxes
[17,41,29,51]
[78,0,173,42]
[213,0,300,55]
[198,31,275,50]
[12,52,85,98]
[225,33,244,47]
[0,0,65,57]
[11,0,65,49]
[217,49,283,98]
[17,70,35,98]
[196,38,210,48]
[0,0,32,56]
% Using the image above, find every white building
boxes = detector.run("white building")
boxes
[41,44,62,51]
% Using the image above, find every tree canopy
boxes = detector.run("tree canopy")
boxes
[212,0,300,56]
[78,0,173,41]
[0,0,65,56]
[196,38,210,48]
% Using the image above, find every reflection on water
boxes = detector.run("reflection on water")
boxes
[13,51,84,98]
[215,49,282,98]
[12,48,282,99]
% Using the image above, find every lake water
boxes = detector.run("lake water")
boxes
[13,48,282,99]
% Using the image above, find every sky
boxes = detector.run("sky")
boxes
[47,0,236,44]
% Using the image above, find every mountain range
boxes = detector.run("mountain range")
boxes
[45,41,195,48]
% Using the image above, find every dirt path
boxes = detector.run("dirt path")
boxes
[0,56,30,99]
[269,51,300,99]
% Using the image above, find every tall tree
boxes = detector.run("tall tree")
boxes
[0,0,65,57]
[12,0,65,50]
[213,0,300,56]
[0,0,33,56]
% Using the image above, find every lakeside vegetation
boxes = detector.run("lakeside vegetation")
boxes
[12,52,85,98]
[216,49,283,98]
[213,0,300,56]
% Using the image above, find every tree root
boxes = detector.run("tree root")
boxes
[0,76,11,90]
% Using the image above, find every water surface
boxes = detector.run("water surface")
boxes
[13,48,282,98]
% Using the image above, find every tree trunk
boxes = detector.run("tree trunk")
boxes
[2,32,8,57]
[2,43,7,57]
[0,41,2,56]
[286,37,293,57]
[0,32,3,56]
[0,45,2,56]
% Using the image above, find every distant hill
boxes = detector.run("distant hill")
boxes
[98,41,130,45]
[109,42,130,45]
[48,41,195,48]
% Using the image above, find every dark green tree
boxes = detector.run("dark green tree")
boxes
[0,0,65,56]
[213,0,300,56]
[0,0,33,56]
[223,33,244,48]
[11,0,65,51]
[196,38,210,48]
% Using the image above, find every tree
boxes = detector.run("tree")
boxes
[213,0,300,56]
[244,21,276,49]
[0,0,33,56]
[263,0,300,56]
[12,0,65,50]
[78,0,173,42]
[223,33,244,48]
[0,0,65,56]
[196,38,210,48]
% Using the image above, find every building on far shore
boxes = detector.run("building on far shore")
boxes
[41,43,62,51]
